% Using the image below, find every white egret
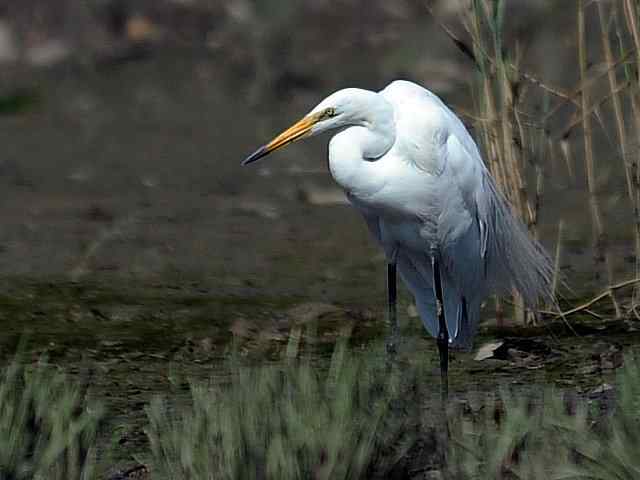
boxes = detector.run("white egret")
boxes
[243,80,553,400]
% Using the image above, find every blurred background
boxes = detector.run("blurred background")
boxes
[0,0,622,306]
[3,1,640,476]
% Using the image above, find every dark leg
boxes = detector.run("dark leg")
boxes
[432,257,449,405]
[386,262,399,354]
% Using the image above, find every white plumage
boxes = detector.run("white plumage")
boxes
[244,79,553,350]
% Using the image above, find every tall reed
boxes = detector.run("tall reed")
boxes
[442,0,640,322]
[463,0,547,325]
[620,0,640,305]
[578,0,621,317]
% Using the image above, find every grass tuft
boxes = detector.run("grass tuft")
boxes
[0,354,104,480]
[144,330,414,479]
[449,354,640,479]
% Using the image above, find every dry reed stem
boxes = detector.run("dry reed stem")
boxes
[425,3,576,104]
[542,47,636,124]
[623,0,640,68]
[552,219,565,298]
[468,8,510,199]
[465,3,512,327]
[466,1,531,218]
[533,160,544,238]
[578,0,620,318]
[433,0,640,327]
[481,82,508,190]
[598,2,633,201]
[599,1,640,304]
[494,0,535,325]
[620,0,640,303]
[622,63,640,303]
[547,277,640,320]
[559,139,576,182]
[464,0,546,325]
[499,70,526,218]
[467,1,518,324]
[559,80,631,140]
[425,4,578,114]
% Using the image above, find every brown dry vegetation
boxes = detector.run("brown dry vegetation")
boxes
[2,1,640,479]
[433,0,640,326]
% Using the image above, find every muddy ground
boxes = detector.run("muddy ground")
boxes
[1,1,639,477]
[2,278,638,478]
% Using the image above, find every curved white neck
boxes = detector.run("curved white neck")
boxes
[355,96,396,160]
[328,97,396,197]
[361,131,393,162]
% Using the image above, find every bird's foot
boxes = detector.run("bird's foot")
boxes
[385,336,399,355]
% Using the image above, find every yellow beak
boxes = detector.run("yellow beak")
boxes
[242,113,321,165]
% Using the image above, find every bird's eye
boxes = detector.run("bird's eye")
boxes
[324,107,337,118]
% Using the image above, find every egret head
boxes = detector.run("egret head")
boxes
[242,88,384,165]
